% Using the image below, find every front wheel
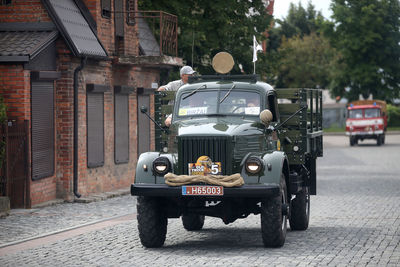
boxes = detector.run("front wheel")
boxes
[350,136,358,146]
[260,174,288,247]
[289,186,310,230]
[137,196,167,248]
[377,134,384,146]
[182,214,205,231]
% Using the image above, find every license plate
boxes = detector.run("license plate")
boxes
[182,185,224,196]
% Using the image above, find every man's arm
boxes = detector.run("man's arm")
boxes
[157,80,182,91]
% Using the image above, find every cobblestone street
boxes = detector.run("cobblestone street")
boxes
[0,135,399,266]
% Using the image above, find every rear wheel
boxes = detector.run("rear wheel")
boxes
[289,186,310,230]
[260,174,288,247]
[182,214,205,231]
[137,196,167,248]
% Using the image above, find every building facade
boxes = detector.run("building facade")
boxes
[0,0,181,208]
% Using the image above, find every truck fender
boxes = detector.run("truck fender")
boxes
[260,151,290,189]
[135,152,175,184]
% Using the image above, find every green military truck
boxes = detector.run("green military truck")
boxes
[132,54,323,248]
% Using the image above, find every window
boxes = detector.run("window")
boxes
[101,0,111,18]
[177,90,261,118]
[87,92,105,167]
[365,108,380,118]
[267,94,279,122]
[126,0,136,25]
[31,81,54,180]
[348,109,363,119]
[114,86,132,164]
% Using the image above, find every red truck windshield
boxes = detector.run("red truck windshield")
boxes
[348,108,380,119]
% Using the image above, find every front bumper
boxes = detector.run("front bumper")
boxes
[346,130,384,136]
[131,183,280,198]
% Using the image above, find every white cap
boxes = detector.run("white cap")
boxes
[180,66,196,76]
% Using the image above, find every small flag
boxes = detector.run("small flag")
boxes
[253,35,263,62]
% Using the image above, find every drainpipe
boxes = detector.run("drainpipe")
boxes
[73,57,87,198]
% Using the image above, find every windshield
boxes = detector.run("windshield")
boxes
[364,108,380,118]
[348,109,363,119]
[348,108,380,119]
[177,90,261,117]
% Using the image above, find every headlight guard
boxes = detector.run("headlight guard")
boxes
[152,157,171,176]
[245,156,263,175]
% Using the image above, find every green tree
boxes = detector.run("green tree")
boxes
[138,0,272,75]
[277,2,324,39]
[325,0,400,102]
[273,33,336,88]
[264,2,333,88]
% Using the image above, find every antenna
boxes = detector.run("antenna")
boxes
[191,31,194,67]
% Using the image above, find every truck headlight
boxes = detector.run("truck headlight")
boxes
[245,157,263,174]
[152,157,171,176]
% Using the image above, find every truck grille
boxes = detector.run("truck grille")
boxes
[233,135,263,166]
[178,136,232,175]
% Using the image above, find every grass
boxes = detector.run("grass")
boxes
[324,126,345,133]
[323,126,400,132]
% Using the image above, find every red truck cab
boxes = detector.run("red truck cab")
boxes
[346,100,387,146]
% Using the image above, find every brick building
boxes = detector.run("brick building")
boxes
[0,0,182,208]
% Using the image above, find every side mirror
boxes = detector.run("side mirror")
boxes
[260,109,273,127]
[140,106,148,113]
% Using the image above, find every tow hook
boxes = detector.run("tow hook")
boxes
[282,203,289,216]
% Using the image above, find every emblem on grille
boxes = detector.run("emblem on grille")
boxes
[188,155,222,176]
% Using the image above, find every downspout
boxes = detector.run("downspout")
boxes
[73,57,87,198]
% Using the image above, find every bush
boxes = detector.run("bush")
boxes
[387,104,400,127]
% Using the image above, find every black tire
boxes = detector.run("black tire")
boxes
[382,134,385,144]
[289,186,310,230]
[137,196,167,248]
[377,135,383,146]
[182,214,205,231]
[260,174,288,247]
[350,137,355,146]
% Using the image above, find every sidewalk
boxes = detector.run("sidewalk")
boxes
[0,188,136,247]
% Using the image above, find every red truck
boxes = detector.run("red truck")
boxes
[346,100,387,146]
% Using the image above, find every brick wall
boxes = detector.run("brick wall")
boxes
[0,64,59,207]
[0,0,51,23]
[55,40,74,201]
[95,1,115,55]
[74,64,159,195]
[122,0,139,56]
[0,65,30,120]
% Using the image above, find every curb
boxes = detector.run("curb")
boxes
[73,187,131,203]
[29,188,131,209]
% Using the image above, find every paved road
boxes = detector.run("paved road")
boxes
[0,135,399,266]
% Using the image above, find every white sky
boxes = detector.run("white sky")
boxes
[273,0,333,20]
